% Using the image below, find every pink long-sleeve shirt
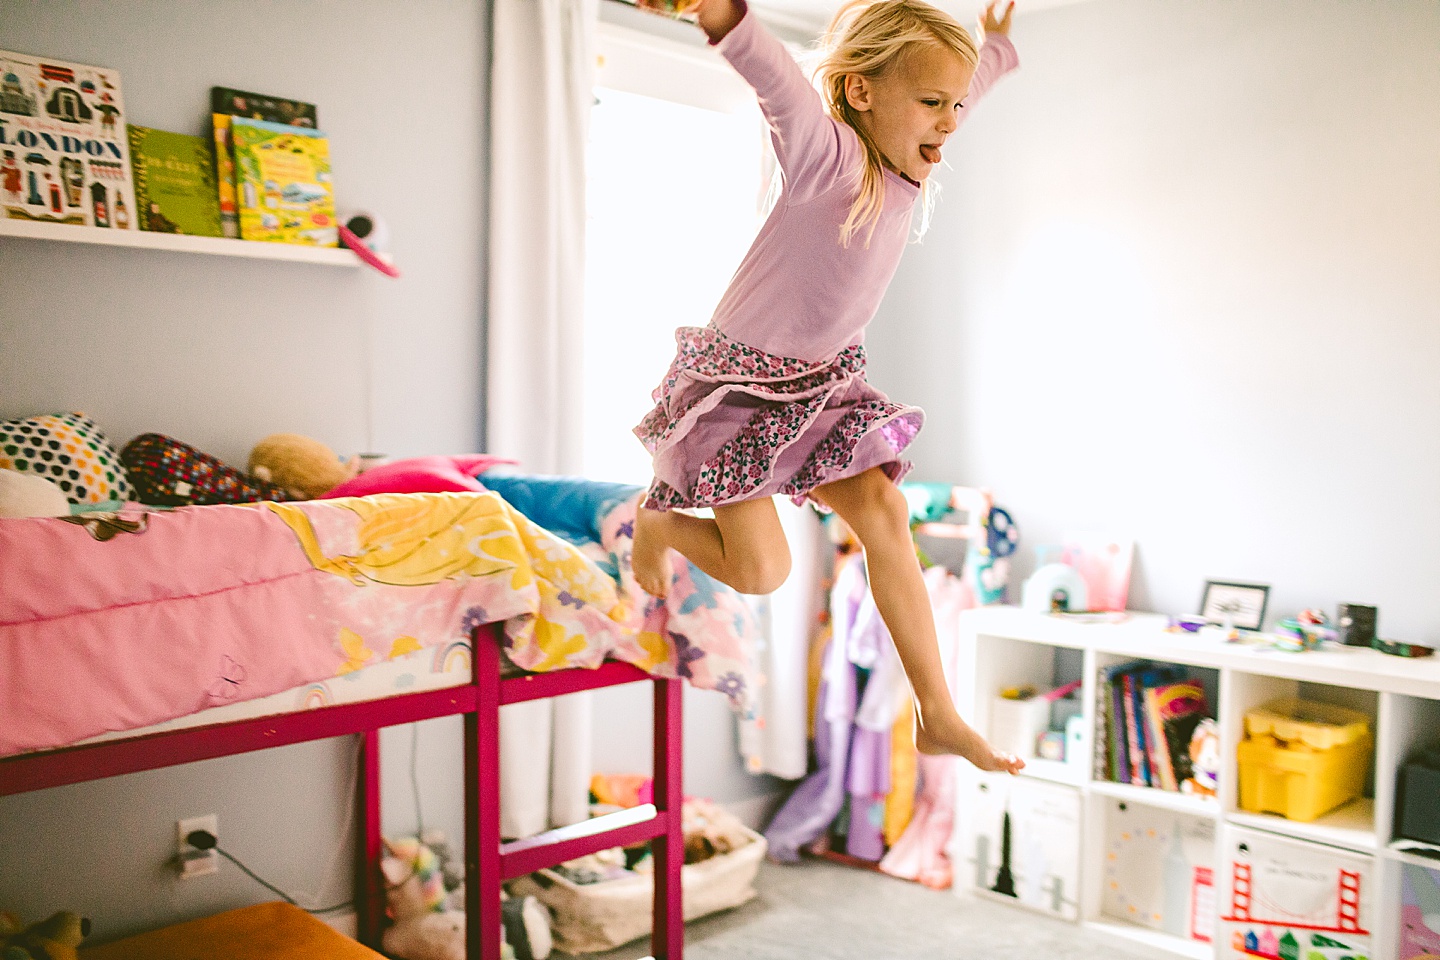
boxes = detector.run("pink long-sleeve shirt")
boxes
[707,9,1019,362]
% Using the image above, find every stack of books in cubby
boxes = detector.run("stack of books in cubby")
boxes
[1096,660,1215,795]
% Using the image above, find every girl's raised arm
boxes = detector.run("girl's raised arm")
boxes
[638,0,847,202]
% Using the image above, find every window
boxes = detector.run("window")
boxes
[582,25,767,483]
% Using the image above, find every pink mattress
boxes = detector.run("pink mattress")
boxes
[0,491,759,758]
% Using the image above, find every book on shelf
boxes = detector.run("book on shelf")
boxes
[1098,659,1147,785]
[209,87,318,238]
[0,49,136,230]
[127,125,222,236]
[1142,686,1179,791]
[1146,679,1209,788]
[230,116,336,247]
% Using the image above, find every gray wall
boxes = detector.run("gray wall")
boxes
[867,0,1440,641]
[0,0,488,942]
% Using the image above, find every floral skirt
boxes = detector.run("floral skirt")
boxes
[634,326,923,511]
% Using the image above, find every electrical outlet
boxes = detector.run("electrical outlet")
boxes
[177,814,218,878]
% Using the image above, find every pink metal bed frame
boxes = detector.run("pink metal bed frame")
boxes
[0,622,686,959]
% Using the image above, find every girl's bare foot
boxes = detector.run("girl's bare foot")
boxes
[914,705,1026,775]
[631,506,673,597]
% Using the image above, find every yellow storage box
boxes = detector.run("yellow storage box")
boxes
[1237,698,1373,822]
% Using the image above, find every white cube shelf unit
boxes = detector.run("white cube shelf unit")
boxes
[951,606,1440,960]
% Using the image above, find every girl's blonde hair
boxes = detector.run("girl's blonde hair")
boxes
[814,0,978,246]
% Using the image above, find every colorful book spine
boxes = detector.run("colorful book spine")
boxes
[1095,664,1114,782]
[1121,673,1145,784]
[1143,686,1180,791]
[1111,678,1130,783]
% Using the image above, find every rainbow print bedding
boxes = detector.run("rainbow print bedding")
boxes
[0,490,759,758]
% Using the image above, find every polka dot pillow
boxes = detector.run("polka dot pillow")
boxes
[0,412,135,504]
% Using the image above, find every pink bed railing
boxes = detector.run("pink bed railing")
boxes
[0,622,687,959]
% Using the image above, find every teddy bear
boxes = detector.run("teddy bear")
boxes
[247,433,359,500]
[0,910,90,960]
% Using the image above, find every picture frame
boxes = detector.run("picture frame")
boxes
[1199,580,1270,631]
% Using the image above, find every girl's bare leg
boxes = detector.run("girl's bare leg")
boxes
[813,468,1023,774]
[632,495,791,598]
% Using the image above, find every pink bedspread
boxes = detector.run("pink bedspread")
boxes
[0,492,758,757]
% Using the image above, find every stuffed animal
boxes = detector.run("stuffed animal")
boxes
[381,850,473,960]
[381,835,551,960]
[0,468,70,518]
[0,910,90,960]
[1181,717,1220,798]
[682,796,753,864]
[247,433,359,500]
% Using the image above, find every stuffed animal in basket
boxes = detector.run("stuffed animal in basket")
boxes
[380,844,474,960]
[683,796,753,864]
[247,433,359,500]
[0,910,90,960]
[381,835,552,960]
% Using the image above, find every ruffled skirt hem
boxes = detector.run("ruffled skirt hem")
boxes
[633,326,923,510]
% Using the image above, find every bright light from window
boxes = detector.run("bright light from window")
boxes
[582,85,765,484]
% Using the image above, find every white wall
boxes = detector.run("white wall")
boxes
[867,0,1440,640]
[0,0,488,941]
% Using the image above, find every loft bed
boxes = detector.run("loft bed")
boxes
[0,486,763,960]
[0,631,684,960]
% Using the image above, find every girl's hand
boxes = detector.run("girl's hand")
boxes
[981,0,1015,38]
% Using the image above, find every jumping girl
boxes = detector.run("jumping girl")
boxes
[632,0,1025,774]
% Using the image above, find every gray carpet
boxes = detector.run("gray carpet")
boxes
[568,858,1156,959]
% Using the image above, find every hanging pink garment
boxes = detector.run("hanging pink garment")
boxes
[879,566,974,887]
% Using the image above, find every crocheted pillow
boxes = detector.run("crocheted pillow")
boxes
[121,433,292,506]
[0,412,134,504]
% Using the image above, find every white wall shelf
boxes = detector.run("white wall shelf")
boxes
[952,607,1440,960]
[0,218,369,267]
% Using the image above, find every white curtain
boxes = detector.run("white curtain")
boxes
[738,500,828,780]
[487,0,599,839]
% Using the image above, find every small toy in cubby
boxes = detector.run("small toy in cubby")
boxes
[962,773,1080,921]
[1219,826,1372,959]
[992,679,1082,765]
[1100,800,1216,943]
[1236,697,1372,822]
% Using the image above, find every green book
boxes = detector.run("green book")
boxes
[127,125,223,237]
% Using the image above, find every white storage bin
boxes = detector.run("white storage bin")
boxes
[1218,825,1373,959]
[508,827,767,954]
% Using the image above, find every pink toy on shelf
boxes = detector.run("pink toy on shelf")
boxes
[339,221,400,278]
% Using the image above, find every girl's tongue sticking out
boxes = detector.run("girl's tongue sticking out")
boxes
[919,143,942,164]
